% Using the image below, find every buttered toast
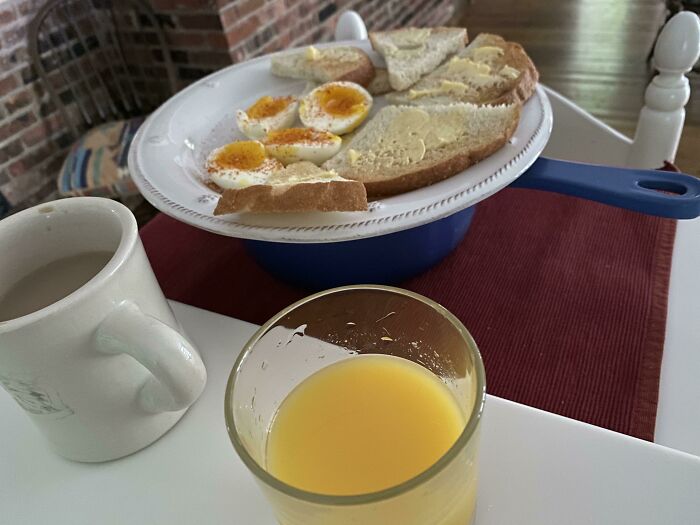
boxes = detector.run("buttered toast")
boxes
[369,27,467,90]
[323,103,521,197]
[214,161,367,214]
[270,46,375,87]
[387,33,538,106]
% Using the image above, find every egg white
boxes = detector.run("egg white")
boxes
[206,142,283,190]
[299,81,372,135]
[265,130,342,165]
[236,99,298,141]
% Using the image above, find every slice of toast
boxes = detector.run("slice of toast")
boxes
[270,46,375,87]
[387,33,538,106]
[366,67,392,96]
[369,27,467,91]
[214,161,367,214]
[323,103,521,197]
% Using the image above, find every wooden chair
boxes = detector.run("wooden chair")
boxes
[335,10,700,171]
[28,0,177,199]
[648,1,700,72]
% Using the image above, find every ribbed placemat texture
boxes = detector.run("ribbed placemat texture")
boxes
[141,188,676,440]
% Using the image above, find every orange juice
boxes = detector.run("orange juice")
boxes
[266,354,465,496]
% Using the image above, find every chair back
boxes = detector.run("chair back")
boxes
[626,11,700,168]
[28,0,177,140]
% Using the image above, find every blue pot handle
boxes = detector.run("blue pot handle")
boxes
[510,157,700,219]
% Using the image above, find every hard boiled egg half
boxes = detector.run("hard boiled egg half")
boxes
[236,96,298,140]
[206,140,283,189]
[264,128,342,165]
[299,81,372,135]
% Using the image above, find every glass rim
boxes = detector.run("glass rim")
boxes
[224,284,486,507]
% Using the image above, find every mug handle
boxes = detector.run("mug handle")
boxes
[94,301,207,413]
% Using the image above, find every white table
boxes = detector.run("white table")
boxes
[3,79,700,522]
[655,217,700,456]
[3,301,700,524]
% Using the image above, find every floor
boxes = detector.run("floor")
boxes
[452,0,700,175]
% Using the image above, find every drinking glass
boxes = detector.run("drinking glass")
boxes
[225,285,485,525]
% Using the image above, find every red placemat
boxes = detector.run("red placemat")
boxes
[140,188,676,441]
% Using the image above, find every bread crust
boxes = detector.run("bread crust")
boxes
[332,52,376,87]
[485,39,539,105]
[366,68,393,96]
[214,180,368,214]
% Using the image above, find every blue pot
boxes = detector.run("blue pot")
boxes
[246,206,476,290]
[245,158,700,289]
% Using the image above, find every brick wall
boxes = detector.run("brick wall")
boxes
[148,0,231,91]
[0,0,454,218]
[147,0,456,87]
[0,0,72,215]
[220,0,455,62]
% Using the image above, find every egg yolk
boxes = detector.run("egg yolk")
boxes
[265,128,337,145]
[316,85,367,117]
[246,96,294,119]
[212,141,266,170]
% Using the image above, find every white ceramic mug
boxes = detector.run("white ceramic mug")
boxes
[0,197,207,462]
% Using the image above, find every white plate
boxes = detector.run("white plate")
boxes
[2,302,699,524]
[128,41,553,243]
